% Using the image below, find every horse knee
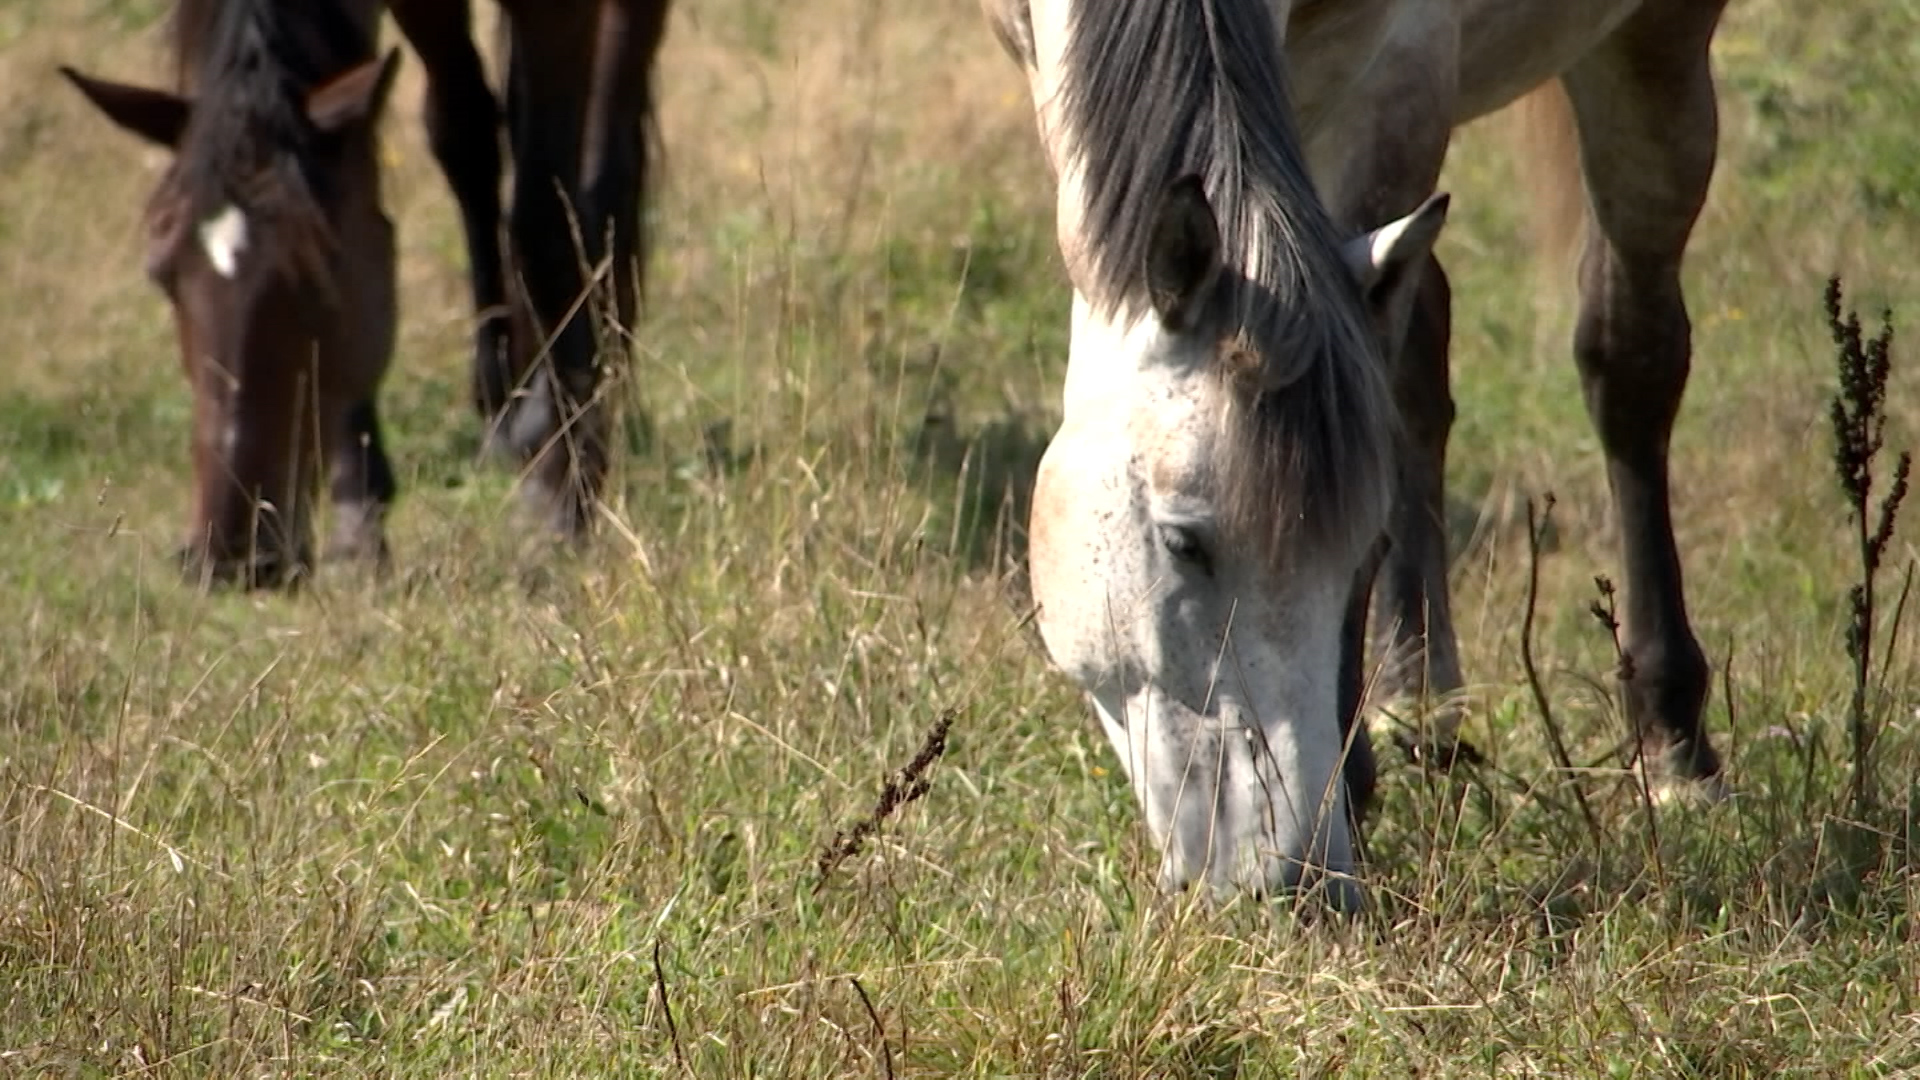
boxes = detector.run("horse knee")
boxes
[1572,262,1693,445]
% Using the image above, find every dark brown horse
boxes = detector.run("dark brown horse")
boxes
[387,0,671,538]
[63,0,400,588]
[64,0,672,587]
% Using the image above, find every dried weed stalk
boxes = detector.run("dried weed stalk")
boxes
[815,710,954,891]
[1824,276,1910,813]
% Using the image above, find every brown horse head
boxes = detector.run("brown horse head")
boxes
[61,0,400,589]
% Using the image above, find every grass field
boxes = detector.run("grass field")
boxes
[4,0,1920,1074]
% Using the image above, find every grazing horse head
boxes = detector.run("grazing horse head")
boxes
[1010,0,1447,908]
[61,0,398,589]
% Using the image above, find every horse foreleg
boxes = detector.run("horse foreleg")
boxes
[569,0,671,462]
[323,399,397,567]
[388,0,512,428]
[1560,4,1728,786]
[1302,15,1463,757]
[582,0,670,332]
[500,4,607,539]
[1369,255,1465,752]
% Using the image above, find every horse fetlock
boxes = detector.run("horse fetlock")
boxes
[1621,636,1718,779]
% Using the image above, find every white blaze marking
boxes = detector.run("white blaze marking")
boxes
[198,204,249,279]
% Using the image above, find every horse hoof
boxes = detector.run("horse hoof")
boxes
[1649,771,1733,807]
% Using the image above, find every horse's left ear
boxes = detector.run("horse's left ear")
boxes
[1342,192,1450,312]
[1146,174,1224,333]
[307,48,403,134]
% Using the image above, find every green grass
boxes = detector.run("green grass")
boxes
[3,0,1919,1074]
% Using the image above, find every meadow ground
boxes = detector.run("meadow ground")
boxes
[4,0,1920,1075]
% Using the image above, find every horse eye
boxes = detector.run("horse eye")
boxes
[1158,524,1211,572]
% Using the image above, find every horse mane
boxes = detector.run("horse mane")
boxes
[163,0,377,265]
[1058,0,1396,569]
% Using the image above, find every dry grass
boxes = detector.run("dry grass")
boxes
[3,0,1920,1075]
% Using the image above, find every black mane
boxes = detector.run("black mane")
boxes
[168,0,376,219]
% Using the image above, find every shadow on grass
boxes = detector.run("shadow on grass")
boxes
[911,400,1050,583]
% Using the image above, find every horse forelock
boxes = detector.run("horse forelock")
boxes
[1057,0,1396,572]
[164,0,376,285]
[1203,328,1396,578]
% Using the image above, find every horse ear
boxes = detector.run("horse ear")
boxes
[1145,174,1223,332]
[306,48,402,134]
[60,67,190,149]
[1342,192,1450,320]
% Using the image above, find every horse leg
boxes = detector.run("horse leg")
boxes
[1302,12,1462,757]
[1338,537,1390,823]
[387,0,512,428]
[1337,247,1454,823]
[1559,4,1728,784]
[323,399,398,567]
[1369,255,1467,749]
[582,0,669,333]
[500,4,605,539]
[575,0,671,453]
